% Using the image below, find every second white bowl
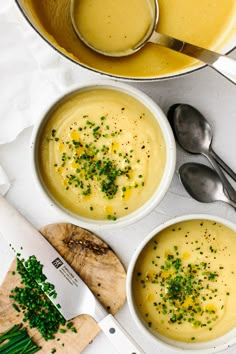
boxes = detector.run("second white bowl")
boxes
[127,214,236,353]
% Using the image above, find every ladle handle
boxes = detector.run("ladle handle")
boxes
[210,148,236,182]
[205,153,236,202]
[149,32,236,84]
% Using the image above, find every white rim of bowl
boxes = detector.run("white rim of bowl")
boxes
[126,213,236,353]
[30,80,176,229]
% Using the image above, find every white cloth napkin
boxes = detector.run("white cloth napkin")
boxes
[0,165,10,196]
[0,1,101,194]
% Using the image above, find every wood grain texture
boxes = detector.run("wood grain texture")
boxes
[0,223,126,353]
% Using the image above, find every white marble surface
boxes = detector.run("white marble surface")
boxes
[1,4,236,354]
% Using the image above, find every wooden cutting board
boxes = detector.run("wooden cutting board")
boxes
[0,223,126,353]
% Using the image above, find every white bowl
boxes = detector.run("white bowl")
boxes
[30,80,176,228]
[127,214,236,353]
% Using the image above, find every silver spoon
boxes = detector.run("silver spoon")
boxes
[179,162,236,209]
[168,103,236,202]
[168,103,236,181]
[70,0,236,84]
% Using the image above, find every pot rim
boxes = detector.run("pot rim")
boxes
[14,0,236,82]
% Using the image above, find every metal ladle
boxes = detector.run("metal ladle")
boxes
[70,0,236,84]
[168,103,236,203]
[179,162,236,210]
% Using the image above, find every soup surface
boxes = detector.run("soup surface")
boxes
[37,88,166,220]
[22,0,236,78]
[133,219,236,343]
[72,0,155,55]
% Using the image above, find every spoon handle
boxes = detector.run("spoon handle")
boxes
[149,32,236,84]
[219,190,236,209]
[210,148,236,182]
[205,153,236,202]
[225,198,236,210]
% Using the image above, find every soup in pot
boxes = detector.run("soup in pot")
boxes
[72,0,155,56]
[20,0,236,78]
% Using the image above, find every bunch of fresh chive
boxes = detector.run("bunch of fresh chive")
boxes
[0,324,41,353]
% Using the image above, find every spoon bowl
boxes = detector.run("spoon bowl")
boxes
[70,0,236,83]
[168,103,236,202]
[70,0,158,57]
[179,162,236,209]
[168,104,213,155]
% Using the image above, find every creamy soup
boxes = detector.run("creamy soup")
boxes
[72,0,155,55]
[37,88,166,220]
[21,0,236,78]
[133,219,236,343]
